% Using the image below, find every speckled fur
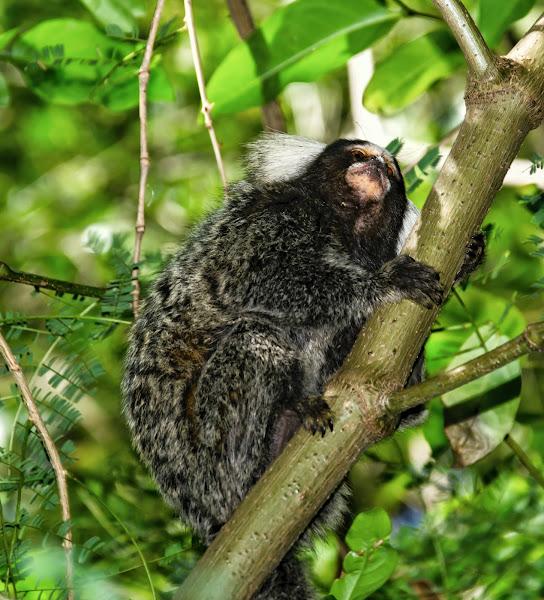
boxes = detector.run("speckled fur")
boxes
[122,135,450,599]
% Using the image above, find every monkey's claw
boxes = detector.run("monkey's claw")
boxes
[294,396,334,437]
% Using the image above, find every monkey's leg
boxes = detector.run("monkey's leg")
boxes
[192,315,305,538]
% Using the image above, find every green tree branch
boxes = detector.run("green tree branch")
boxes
[173,5,544,599]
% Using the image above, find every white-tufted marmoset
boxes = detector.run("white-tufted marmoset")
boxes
[122,133,484,599]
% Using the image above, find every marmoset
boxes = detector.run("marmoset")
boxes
[122,134,483,599]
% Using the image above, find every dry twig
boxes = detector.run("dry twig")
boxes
[0,332,74,599]
[132,0,166,318]
[184,0,229,194]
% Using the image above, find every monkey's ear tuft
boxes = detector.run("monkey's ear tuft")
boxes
[244,133,326,185]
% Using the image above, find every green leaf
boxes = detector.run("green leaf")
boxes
[330,546,398,600]
[385,137,404,157]
[0,27,20,51]
[79,0,146,34]
[477,0,537,48]
[404,146,441,193]
[207,0,398,115]
[345,508,392,552]
[364,29,464,115]
[9,19,173,109]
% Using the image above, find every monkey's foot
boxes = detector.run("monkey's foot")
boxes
[294,396,334,437]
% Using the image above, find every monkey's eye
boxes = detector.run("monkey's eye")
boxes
[385,159,397,178]
[350,148,369,162]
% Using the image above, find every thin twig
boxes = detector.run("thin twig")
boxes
[226,0,286,132]
[132,0,166,318]
[0,261,106,299]
[431,0,496,77]
[184,0,229,194]
[0,332,74,599]
[389,321,544,414]
[505,434,544,489]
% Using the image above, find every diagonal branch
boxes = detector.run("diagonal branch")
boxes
[389,321,544,414]
[0,332,74,599]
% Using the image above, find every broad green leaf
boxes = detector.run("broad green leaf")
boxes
[330,546,397,600]
[442,324,521,466]
[79,0,146,34]
[478,0,537,48]
[207,0,399,115]
[345,508,392,552]
[364,30,464,115]
[10,19,173,108]
[0,27,20,51]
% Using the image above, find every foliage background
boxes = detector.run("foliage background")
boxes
[0,0,543,598]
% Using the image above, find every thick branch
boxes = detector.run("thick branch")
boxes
[174,16,544,600]
[389,322,544,414]
[0,332,74,598]
[225,0,286,132]
[0,261,106,298]
[431,0,496,77]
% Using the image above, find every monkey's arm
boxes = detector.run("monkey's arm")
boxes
[245,251,444,328]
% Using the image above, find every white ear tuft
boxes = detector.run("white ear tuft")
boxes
[396,199,420,253]
[245,133,326,184]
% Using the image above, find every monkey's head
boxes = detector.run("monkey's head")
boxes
[244,133,410,243]
[307,139,407,236]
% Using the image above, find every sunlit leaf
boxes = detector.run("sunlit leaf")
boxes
[345,508,392,552]
[79,0,146,34]
[364,30,464,114]
[330,546,397,600]
[208,0,399,115]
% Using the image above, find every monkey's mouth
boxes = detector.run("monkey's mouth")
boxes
[345,162,391,204]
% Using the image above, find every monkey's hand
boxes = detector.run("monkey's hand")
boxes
[377,254,444,309]
[293,396,334,438]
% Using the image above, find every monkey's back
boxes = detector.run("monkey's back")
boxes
[122,181,361,540]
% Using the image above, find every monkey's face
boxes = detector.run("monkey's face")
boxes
[344,142,401,203]
[315,140,405,235]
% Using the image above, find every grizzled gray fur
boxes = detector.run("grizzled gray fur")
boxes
[122,134,481,599]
